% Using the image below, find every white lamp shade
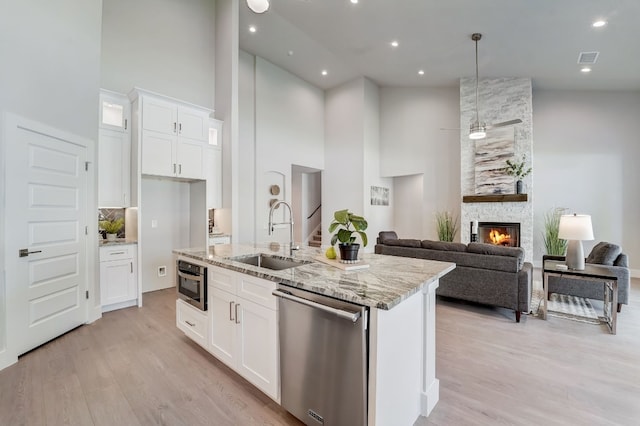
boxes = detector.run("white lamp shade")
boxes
[247,0,269,13]
[558,214,594,241]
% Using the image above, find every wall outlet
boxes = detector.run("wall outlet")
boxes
[158,266,166,277]
[151,219,158,228]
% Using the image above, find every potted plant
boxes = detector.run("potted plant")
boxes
[435,211,458,242]
[99,218,124,241]
[543,207,568,255]
[328,209,368,261]
[503,154,532,194]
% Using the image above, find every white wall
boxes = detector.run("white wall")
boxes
[101,0,216,109]
[237,50,256,243]
[379,87,460,239]
[252,57,325,246]
[532,90,640,271]
[0,0,102,370]
[140,178,191,292]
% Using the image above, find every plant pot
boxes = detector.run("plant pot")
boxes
[106,233,117,241]
[516,180,523,194]
[338,243,360,261]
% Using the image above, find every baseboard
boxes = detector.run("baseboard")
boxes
[0,348,18,373]
[630,269,640,279]
[421,377,440,417]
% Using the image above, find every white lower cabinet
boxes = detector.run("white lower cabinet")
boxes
[208,267,279,401]
[176,299,208,348]
[99,244,137,312]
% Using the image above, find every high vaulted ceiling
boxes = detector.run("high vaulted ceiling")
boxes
[239,0,640,91]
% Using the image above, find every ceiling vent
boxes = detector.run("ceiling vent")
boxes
[578,51,599,64]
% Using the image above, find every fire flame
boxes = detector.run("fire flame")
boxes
[489,229,512,246]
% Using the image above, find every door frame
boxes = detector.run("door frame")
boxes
[0,112,100,371]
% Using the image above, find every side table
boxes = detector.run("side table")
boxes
[543,260,618,334]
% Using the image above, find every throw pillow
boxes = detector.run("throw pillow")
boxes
[378,231,398,244]
[586,242,622,265]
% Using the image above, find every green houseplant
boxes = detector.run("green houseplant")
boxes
[435,211,458,242]
[99,218,124,241]
[328,209,368,261]
[503,154,532,194]
[543,207,568,255]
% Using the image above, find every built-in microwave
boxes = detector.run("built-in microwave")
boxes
[177,260,207,311]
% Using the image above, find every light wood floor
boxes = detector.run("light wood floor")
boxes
[1,279,639,426]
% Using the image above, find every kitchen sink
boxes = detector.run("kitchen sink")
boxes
[229,253,311,271]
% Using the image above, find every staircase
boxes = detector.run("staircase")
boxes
[309,229,322,248]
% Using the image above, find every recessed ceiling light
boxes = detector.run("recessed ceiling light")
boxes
[581,67,592,73]
[321,70,328,76]
[249,25,257,33]
[350,0,359,4]
[592,20,607,28]
[418,70,425,76]
[390,41,399,48]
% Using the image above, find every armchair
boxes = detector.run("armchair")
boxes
[543,242,630,312]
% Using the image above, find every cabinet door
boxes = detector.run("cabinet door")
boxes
[142,97,177,135]
[176,139,204,179]
[141,131,176,177]
[176,299,208,348]
[98,128,131,207]
[100,258,136,306]
[178,106,209,142]
[209,287,236,368]
[236,298,279,400]
[100,91,130,133]
[206,147,222,209]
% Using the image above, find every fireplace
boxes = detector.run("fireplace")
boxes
[477,222,520,247]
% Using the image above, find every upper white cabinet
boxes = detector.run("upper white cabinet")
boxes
[100,89,131,132]
[206,118,223,209]
[98,90,131,207]
[131,89,212,180]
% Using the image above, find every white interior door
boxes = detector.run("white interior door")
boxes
[5,115,88,356]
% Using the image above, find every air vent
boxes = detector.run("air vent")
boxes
[578,51,599,64]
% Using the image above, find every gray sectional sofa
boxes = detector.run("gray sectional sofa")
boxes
[375,231,533,322]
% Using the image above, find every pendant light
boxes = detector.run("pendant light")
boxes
[469,33,486,140]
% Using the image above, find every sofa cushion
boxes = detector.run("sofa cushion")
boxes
[385,238,422,248]
[378,231,398,244]
[586,242,622,266]
[421,240,467,252]
[614,253,628,268]
[467,243,524,269]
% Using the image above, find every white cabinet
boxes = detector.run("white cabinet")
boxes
[98,90,131,207]
[137,92,211,179]
[99,244,137,312]
[176,299,208,348]
[208,266,279,401]
[206,119,223,208]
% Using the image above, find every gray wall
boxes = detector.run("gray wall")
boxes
[532,90,640,271]
[101,0,216,108]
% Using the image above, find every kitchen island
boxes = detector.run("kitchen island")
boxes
[174,244,454,425]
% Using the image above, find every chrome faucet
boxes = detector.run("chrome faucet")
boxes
[268,201,299,256]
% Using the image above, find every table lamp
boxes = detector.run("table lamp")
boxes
[558,213,594,270]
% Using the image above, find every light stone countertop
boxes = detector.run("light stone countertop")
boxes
[99,238,138,247]
[173,244,455,310]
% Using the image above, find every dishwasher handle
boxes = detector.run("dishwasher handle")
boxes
[272,289,361,323]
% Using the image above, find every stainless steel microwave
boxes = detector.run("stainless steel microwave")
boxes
[176,260,207,310]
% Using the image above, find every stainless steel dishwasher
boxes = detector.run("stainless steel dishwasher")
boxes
[273,285,368,426]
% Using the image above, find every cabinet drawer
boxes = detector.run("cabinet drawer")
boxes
[237,274,277,310]
[209,265,235,293]
[176,299,208,348]
[100,245,135,261]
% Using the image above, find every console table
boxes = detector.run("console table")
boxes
[543,260,618,334]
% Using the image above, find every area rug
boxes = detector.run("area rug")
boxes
[530,288,600,324]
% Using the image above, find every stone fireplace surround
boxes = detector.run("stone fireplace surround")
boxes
[460,77,533,263]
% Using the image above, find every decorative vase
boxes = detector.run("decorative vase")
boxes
[106,233,117,241]
[516,180,523,194]
[338,243,360,261]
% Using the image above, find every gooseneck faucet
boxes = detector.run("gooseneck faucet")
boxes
[268,201,299,256]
